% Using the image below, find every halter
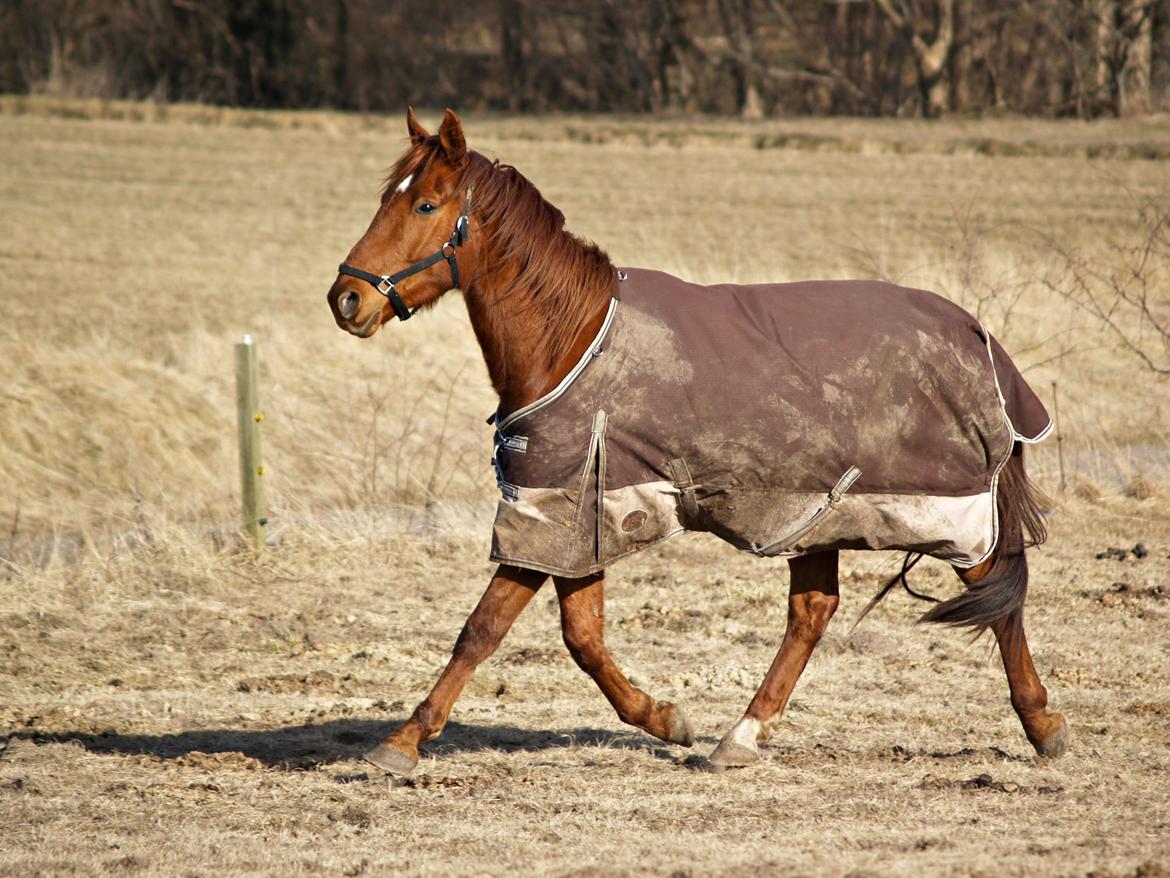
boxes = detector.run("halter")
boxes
[337,184,474,322]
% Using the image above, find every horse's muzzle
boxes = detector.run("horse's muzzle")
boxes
[327,281,380,337]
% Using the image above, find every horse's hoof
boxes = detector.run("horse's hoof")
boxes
[709,716,764,768]
[708,740,759,769]
[665,703,695,748]
[1032,714,1070,759]
[363,743,418,776]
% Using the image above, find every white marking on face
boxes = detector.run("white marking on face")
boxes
[396,174,413,194]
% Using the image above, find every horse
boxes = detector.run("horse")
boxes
[326,108,1069,776]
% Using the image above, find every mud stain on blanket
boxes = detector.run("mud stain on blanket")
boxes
[490,268,1050,577]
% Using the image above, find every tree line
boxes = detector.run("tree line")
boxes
[3,0,1169,118]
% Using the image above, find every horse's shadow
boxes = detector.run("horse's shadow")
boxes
[10,718,688,774]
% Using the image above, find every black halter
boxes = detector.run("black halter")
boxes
[337,185,474,322]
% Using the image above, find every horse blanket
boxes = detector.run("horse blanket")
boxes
[489,268,1051,578]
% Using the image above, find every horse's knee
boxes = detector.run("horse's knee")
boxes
[561,619,605,674]
[789,591,839,641]
[452,617,504,665]
[807,591,839,626]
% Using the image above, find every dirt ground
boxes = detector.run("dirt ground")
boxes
[2,501,1168,876]
[1,101,1168,876]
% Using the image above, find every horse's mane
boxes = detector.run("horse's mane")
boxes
[383,139,617,378]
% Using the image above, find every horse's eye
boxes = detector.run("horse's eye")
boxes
[415,202,436,215]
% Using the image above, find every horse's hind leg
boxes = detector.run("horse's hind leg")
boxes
[709,551,839,768]
[364,564,546,776]
[958,560,1070,758]
[554,573,694,747]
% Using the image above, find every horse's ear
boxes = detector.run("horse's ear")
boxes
[406,106,429,146]
[438,108,467,166]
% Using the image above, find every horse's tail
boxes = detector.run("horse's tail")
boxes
[919,444,1047,633]
[854,443,1047,635]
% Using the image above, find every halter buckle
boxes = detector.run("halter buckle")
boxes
[441,241,456,258]
[377,276,395,295]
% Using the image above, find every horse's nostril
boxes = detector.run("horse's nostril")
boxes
[339,290,361,320]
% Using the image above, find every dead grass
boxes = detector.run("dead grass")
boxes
[2,502,1169,876]
[5,95,1170,159]
[1,102,1169,876]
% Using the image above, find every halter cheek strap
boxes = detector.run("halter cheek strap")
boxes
[337,185,474,322]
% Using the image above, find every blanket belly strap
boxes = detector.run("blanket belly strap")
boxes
[750,465,861,556]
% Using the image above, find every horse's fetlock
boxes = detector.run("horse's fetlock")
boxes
[1011,687,1049,719]
[616,692,654,728]
[412,705,445,741]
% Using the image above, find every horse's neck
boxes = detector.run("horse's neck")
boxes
[463,263,611,417]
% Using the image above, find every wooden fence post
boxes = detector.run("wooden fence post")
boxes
[1051,381,1066,493]
[235,335,267,553]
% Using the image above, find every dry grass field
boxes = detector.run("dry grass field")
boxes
[1,98,1168,876]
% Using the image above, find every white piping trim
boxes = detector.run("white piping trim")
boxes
[983,329,1054,444]
[969,333,1012,568]
[496,298,620,432]
[955,327,1053,569]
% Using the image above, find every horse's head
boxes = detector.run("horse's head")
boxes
[327,108,475,337]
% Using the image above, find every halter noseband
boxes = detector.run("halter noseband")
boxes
[337,184,474,322]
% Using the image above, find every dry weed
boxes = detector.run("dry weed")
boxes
[1,105,1169,876]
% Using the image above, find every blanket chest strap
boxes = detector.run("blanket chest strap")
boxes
[668,457,701,526]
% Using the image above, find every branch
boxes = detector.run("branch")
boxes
[1040,210,1170,375]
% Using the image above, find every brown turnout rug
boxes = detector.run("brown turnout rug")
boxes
[490,269,1051,578]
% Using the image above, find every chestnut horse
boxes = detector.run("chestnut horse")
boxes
[326,109,1069,775]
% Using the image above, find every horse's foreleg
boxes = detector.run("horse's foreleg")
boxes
[554,573,694,747]
[364,564,546,776]
[958,560,1070,758]
[710,551,839,768]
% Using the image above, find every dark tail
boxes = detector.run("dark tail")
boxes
[857,444,1047,635]
[851,551,930,632]
[920,444,1047,633]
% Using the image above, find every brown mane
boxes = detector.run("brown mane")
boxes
[385,138,617,397]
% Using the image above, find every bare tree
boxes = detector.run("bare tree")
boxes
[1154,0,1170,108]
[1,0,1167,117]
[652,0,699,110]
[499,0,529,110]
[717,0,765,117]
[873,0,957,116]
[1044,193,1170,375]
[1094,0,1157,114]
